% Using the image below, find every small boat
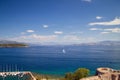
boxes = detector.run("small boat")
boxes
[62,49,66,53]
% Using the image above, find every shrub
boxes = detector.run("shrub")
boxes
[64,68,89,80]
[65,72,73,80]
[73,68,89,80]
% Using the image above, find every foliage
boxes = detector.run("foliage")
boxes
[65,72,73,80]
[74,68,89,80]
[0,44,28,47]
[64,68,89,80]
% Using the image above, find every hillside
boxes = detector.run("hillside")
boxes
[0,40,28,47]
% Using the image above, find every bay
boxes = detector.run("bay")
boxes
[0,45,120,76]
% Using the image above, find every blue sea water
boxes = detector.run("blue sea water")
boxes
[0,45,120,76]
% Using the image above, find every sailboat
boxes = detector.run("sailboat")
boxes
[62,49,66,53]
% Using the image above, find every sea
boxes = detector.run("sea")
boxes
[0,45,120,78]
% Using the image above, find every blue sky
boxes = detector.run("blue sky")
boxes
[0,0,120,44]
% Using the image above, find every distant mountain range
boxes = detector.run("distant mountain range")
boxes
[0,40,120,46]
[0,40,20,44]
[75,41,120,46]
[28,41,120,46]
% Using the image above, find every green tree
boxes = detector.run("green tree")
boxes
[64,68,89,80]
[73,68,89,80]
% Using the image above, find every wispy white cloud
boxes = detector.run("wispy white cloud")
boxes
[27,30,34,33]
[62,35,96,43]
[43,25,48,28]
[10,34,57,42]
[101,32,110,34]
[63,35,80,41]
[82,0,92,2]
[89,17,120,26]
[89,27,120,34]
[96,16,103,20]
[21,30,34,35]
[104,28,120,33]
[89,28,102,31]
[9,34,83,43]
[54,31,63,35]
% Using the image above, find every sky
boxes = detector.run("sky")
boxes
[0,0,120,44]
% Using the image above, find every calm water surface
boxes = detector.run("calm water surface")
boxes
[0,45,120,76]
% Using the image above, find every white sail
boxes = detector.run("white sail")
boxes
[62,49,66,53]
